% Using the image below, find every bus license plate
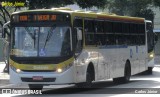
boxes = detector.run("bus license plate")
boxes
[32,76,43,81]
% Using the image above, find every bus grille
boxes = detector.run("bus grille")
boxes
[21,77,56,82]
[21,70,56,72]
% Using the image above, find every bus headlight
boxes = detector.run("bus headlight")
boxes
[16,69,21,73]
[56,63,73,73]
[149,54,154,58]
[57,68,63,73]
[10,65,21,73]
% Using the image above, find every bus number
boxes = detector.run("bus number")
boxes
[19,15,28,21]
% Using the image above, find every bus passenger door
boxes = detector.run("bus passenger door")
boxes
[73,17,86,83]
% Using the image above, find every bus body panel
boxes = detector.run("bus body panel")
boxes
[100,46,148,78]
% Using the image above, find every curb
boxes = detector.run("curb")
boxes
[0,72,9,80]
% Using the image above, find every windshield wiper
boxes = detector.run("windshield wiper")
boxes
[43,25,56,49]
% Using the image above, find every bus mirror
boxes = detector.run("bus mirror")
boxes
[77,29,82,41]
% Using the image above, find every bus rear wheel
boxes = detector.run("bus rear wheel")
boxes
[28,84,43,90]
[147,67,153,74]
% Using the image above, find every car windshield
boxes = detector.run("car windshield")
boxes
[12,26,72,57]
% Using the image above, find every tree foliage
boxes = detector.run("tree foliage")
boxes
[0,0,23,27]
[108,0,154,21]
[153,0,160,7]
[0,0,26,33]
[28,0,74,9]
[108,0,130,15]
[0,0,159,28]
[75,0,108,9]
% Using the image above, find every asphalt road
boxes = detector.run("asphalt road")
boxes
[0,66,160,97]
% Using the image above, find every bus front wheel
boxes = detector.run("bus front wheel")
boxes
[113,62,131,84]
[147,67,153,74]
[76,68,93,88]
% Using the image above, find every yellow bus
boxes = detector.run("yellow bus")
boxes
[2,8,148,89]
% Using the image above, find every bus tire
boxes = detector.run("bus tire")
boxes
[76,67,93,88]
[122,62,131,83]
[28,84,43,90]
[113,62,131,84]
[147,67,153,74]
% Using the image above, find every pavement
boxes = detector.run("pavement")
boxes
[0,62,9,80]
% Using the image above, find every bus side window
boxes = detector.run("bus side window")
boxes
[73,17,83,55]
[84,19,95,45]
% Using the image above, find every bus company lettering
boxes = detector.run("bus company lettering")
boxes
[33,66,49,70]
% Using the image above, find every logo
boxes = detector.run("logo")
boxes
[1,1,25,7]
[1,89,42,94]
[2,89,11,94]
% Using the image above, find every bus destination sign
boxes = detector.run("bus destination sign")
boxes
[19,15,57,22]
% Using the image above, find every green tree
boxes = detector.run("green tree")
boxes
[108,0,130,15]
[0,0,26,30]
[28,0,74,9]
[153,0,160,7]
[75,0,108,9]
[108,0,154,21]
[0,0,75,28]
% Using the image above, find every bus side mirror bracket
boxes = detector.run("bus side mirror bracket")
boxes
[2,21,10,39]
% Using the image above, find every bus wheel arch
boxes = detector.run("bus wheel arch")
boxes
[87,62,95,81]
[75,62,95,88]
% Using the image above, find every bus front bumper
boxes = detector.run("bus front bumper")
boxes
[9,66,75,85]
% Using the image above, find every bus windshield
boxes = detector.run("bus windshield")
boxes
[12,26,71,57]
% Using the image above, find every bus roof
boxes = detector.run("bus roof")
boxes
[12,8,145,23]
